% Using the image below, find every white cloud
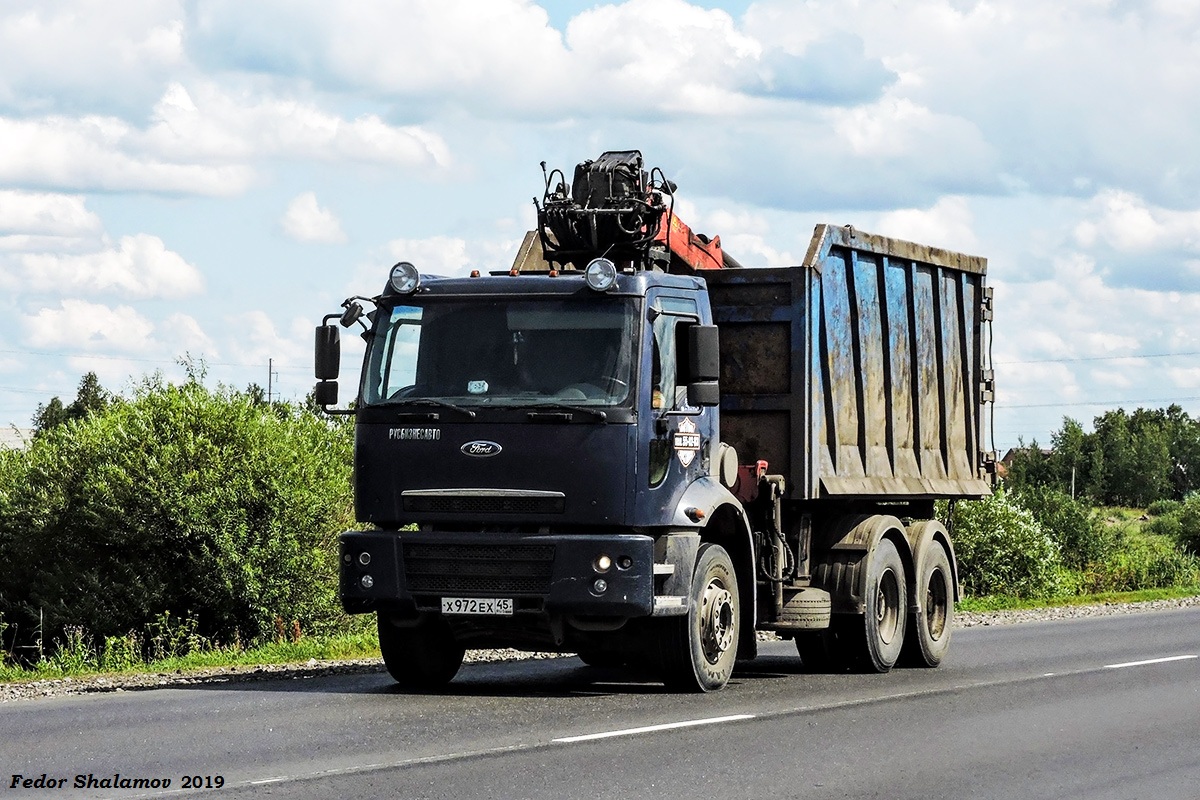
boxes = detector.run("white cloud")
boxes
[0,1,186,113]
[190,0,569,108]
[564,0,763,114]
[224,310,306,368]
[23,300,156,352]
[992,250,1200,430]
[11,234,204,299]
[674,200,798,266]
[373,236,473,282]
[281,192,346,244]
[163,312,217,355]
[141,83,450,167]
[185,0,891,118]
[0,190,102,236]
[876,196,980,254]
[0,114,254,195]
[1074,190,1200,254]
[0,82,450,196]
[745,0,1200,204]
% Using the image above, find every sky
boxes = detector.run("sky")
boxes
[2,0,1199,453]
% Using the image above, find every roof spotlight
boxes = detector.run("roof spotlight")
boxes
[389,261,420,294]
[585,258,618,292]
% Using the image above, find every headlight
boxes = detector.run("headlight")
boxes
[584,258,618,292]
[389,261,420,294]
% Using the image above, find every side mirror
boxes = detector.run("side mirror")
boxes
[315,324,341,380]
[685,324,720,381]
[314,380,339,407]
[684,324,720,406]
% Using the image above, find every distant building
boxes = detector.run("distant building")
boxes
[0,427,33,450]
[997,446,1053,482]
[1000,446,1053,466]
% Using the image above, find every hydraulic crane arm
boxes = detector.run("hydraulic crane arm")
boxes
[532,150,739,273]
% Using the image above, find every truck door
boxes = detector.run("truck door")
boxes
[636,293,715,522]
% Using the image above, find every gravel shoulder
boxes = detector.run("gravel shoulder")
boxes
[4,594,1199,704]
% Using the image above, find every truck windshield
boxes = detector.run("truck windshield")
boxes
[363,297,638,407]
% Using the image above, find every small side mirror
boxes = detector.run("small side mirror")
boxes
[314,380,339,407]
[687,381,720,407]
[315,325,341,380]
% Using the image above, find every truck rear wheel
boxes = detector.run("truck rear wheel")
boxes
[901,537,954,667]
[658,543,740,692]
[377,613,465,689]
[846,537,907,672]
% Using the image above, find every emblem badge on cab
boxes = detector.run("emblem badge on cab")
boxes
[461,440,503,457]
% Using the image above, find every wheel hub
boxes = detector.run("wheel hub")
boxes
[875,568,900,646]
[700,580,735,664]
[925,567,948,639]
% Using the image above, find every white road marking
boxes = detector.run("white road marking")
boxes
[1103,654,1197,670]
[553,713,755,743]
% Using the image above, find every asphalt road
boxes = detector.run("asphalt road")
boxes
[2,607,1198,800]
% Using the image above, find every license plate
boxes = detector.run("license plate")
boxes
[441,597,514,616]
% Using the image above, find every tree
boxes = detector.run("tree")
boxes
[1004,439,1055,489]
[1049,417,1087,497]
[31,372,113,435]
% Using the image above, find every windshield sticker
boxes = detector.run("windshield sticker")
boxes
[673,417,701,467]
[467,380,489,394]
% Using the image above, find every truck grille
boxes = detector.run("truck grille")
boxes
[403,496,565,514]
[403,542,555,595]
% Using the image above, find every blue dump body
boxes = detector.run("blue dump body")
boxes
[706,223,993,502]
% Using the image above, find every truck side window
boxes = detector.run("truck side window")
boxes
[650,298,699,410]
[648,299,699,487]
[650,314,678,410]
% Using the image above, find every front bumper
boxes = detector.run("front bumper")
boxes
[339,530,655,619]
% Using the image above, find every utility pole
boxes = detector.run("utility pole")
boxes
[267,358,279,404]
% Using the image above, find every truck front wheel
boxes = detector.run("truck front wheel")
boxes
[377,613,465,689]
[658,543,740,692]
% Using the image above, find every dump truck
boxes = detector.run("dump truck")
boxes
[314,150,995,692]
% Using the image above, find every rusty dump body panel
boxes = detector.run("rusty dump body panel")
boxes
[705,224,993,502]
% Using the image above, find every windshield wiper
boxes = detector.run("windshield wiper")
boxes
[377,398,476,418]
[516,401,607,422]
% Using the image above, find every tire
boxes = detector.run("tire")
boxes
[377,613,465,689]
[657,543,740,692]
[845,537,907,673]
[900,538,954,667]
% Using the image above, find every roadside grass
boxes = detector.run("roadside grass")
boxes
[958,584,1200,613]
[0,630,381,685]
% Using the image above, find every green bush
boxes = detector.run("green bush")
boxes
[1145,493,1200,555]
[0,378,354,659]
[945,488,1064,599]
[1080,525,1200,592]
[1147,499,1181,517]
[1013,486,1114,569]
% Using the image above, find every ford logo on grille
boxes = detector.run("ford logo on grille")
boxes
[461,440,502,457]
